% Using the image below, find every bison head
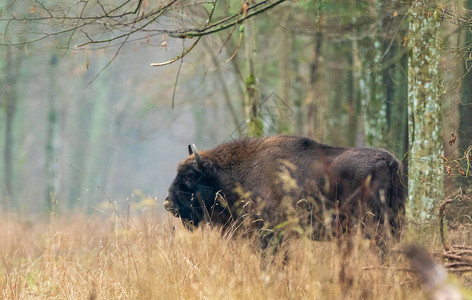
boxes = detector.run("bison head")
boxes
[164,144,224,228]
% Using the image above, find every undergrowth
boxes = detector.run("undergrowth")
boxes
[0,211,470,299]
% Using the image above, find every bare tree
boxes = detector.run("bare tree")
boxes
[1,1,286,68]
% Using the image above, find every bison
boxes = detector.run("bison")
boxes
[164,135,406,244]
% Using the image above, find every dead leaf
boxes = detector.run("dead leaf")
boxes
[446,166,452,175]
[242,1,249,15]
[160,41,167,50]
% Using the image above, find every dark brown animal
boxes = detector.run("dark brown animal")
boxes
[164,135,405,243]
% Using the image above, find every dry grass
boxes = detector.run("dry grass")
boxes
[0,211,470,299]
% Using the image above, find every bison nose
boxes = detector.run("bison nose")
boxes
[164,197,179,217]
[164,198,172,211]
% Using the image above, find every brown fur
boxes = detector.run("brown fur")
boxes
[165,135,406,242]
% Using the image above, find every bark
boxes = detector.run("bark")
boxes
[81,67,112,212]
[364,16,388,147]
[293,52,304,136]
[391,41,409,160]
[407,2,444,221]
[350,38,365,147]
[459,0,472,186]
[244,17,263,137]
[68,61,96,210]
[277,10,291,134]
[305,10,326,141]
[2,49,20,210]
[45,54,60,214]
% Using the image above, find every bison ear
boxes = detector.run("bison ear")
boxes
[188,144,203,168]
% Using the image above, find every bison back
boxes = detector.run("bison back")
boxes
[329,148,406,236]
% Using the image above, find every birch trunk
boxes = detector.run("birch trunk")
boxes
[407,3,444,221]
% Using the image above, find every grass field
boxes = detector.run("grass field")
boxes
[0,208,471,299]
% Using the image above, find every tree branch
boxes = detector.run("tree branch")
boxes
[171,0,286,38]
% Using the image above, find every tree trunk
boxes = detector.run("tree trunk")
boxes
[459,0,472,186]
[407,2,444,221]
[305,9,326,141]
[350,38,364,147]
[277,10,291,134]
[2,49,20,210]
[391,41,409,160]
[80,66,112,212]
[244,17,263,137]
[364,14,388,147]
[45,54,60,214]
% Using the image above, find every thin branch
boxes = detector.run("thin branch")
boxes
[442,253,472,264]
[445,262,472,269]
[448,268,472,273]
[150,37,201,67]
[362,266,415,272]
[75,0,178,48]
[185,0,269,35]
[0,0,175,47]
[64,0,90,54]
[202,38,241,132]
[85,12,139,87]
[171,0,286,38]
[452,245,472,250]
[150,0,218,67]
[171,44,184,109]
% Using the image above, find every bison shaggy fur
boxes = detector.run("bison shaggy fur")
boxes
[164,135,406,243]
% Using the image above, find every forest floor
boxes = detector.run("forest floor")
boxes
[0,209,471,299]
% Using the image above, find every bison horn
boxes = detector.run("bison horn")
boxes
[188,144,203,168]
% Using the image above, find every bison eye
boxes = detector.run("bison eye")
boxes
[184,175,195,187]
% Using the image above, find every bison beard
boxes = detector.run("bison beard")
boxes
[165,135,406,245]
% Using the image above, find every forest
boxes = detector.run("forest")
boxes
[0,0,471,298]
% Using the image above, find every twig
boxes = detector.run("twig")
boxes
[362,266,415,272]
[443,253,472,264]
[448,268,472,273]
[171,42,184,109]
[150,37,201,67]
[172,0,286,38]
[445,262,472,269]
[150,0,217,67]
[452,245,472,250]
[453,250,472,256]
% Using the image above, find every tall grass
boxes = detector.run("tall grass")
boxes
[0,211,469,299]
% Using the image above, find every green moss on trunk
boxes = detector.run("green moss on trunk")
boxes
[407,3,444,221]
